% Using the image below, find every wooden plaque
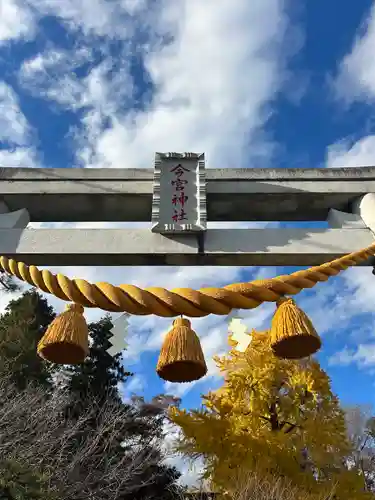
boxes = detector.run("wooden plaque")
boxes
[151,152,207,233]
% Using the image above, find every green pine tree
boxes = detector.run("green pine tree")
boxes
[62,314,182,499]
[65,314,132,411]
[0,290,56,390]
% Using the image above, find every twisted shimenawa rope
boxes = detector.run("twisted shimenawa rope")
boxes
[0,244,374,318]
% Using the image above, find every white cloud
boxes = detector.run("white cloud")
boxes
[0,81,38,168]
[31,0,137,38]
[0,0,35,45]
[328,347,356,367]
[119,0,147,16]
[20,46,135,116]
[329,343,375,369]
[340,267,375,314]
[0,82,31,146]
[0,147,38,168]
[20,0,290,169]
[318,265,375,370]
[327,135,375,168]
[352,344,375,367]
[334,3,375,103]
[121,373,145,401]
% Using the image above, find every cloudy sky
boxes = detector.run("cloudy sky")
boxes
[3,0,375,483]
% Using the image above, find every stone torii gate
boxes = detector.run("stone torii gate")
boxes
[0,152,375,268]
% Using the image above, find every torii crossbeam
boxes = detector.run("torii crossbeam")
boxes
[0,154,375,267]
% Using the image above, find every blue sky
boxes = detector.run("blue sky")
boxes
[3,0,375,483]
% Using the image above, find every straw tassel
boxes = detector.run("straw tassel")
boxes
[270,297,321,359]
[156,317,207,383]
[37,303,89,364]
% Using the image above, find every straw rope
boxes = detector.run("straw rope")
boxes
[0,244,373,318]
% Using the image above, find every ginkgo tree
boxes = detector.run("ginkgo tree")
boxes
[170,324,371,499]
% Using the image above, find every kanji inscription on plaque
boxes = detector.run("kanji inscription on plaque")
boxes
[151,152,207,233]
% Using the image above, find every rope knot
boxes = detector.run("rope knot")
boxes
[65,303,84,314]
[276,297,294,307]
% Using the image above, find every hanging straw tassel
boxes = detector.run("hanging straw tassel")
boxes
[156,317,207,383]
[37,303,89,364]
[270,297,321,359]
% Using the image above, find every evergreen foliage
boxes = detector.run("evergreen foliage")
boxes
[64,314,132,410]
[61,313,182,499]
[0,298,182,499]
[0,290,56,390]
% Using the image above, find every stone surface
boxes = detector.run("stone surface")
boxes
[1,166,375,222]
[0,227,373,267]
[326,208,367,229]
[0,209,30,229]
[202,228,375,266]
